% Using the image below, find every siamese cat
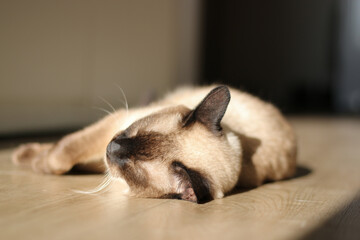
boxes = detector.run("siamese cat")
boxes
[12,85,297,203]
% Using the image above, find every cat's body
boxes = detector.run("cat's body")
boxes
[13,85,296,203]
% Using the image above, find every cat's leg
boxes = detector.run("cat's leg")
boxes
[12,111,125,174]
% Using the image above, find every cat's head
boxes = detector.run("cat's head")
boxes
[105,86,241,203]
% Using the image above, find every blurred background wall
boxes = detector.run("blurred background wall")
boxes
[0,0,359,137]
[0,0,201,135]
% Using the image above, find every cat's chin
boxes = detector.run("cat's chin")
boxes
[110,176,131,195]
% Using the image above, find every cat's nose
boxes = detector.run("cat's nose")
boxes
[106,139,129,167]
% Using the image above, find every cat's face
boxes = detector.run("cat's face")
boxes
[105,86,240,203]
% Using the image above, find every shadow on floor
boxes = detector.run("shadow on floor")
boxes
[293,165,312,179]
[0,130,73,149]
[228,165,312,196]
[300,192,360,240]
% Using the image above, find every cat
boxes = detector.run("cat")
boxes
[12,85,297,203]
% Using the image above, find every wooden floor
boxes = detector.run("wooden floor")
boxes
[1,117,359,240]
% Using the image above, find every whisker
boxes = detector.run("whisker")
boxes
[72,171,113,195]
[92,106,114,116]
[98,96,117,113]
[118,99,128,110]
[114,83,129,114]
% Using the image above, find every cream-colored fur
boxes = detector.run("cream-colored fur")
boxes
[12,85,297,202]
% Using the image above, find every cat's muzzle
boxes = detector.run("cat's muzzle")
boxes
[106,139,129,167]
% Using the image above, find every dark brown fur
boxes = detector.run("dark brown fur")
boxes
[172,161,214,203]
[107,131,174,189]
[111,132,172,161]
[183,86,230,136]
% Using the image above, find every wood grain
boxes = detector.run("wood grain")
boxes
[0,117,359,240]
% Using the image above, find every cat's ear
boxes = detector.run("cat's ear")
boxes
[183,86,231,134]
[171,161,213,203]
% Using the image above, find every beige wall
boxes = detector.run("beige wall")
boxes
[0,0,200,134]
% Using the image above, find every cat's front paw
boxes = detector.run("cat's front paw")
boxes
[12,143,53,166]
[31,150,73,175]
[12,142,71,175]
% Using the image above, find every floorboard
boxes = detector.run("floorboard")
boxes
[0,117,359,240]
